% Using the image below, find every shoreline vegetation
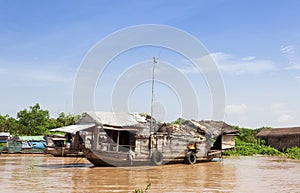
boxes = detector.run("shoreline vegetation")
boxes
[223,126,300,160]
[1,103,300,160]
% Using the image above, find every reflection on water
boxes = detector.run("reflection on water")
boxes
[0,154,299,192]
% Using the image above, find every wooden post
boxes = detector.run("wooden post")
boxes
[93,126,99,150]
[220,135,223,150]
[116,131,120,152]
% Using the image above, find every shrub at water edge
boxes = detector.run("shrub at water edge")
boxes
[286,147,300,160]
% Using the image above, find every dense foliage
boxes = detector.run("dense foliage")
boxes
[223,126,300,159]
[0,103,79,136]
[224,138,283,156]
[232,126,262,144]
[286,147,300,160]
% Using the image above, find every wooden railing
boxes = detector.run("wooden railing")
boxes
[99,143,135,152]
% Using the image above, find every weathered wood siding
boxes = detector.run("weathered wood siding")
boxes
[268,135,300,150]
[222,135,235,150]
[135,134,211,160]
[136,138,150,157]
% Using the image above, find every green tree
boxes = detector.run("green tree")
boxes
[233,126,266,144]
[0,114,19,134]
[17,103,51,135]
[56,112,79,127]
[171,117,185,125]
[0,114,8,132]
[5,117,19,135]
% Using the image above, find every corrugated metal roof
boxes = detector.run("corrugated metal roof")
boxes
[50,124,95,133]
[0,132,10,137]
[102,126,140,131]
[257,127,300,137]
[18,136,45,141]
[80,112,147,127]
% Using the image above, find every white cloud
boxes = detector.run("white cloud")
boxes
[2,64,74,84]
[180,54,220,74]
[192,53,221,73]
[271,102,289,113]
[181,52,274,75]
[211,52,232,61]
[28,69,74,83]
[281,45,300,70]
[211,52,275,75]
[226,104,247,114]
[0,68,7,73]
[284,64,300,70]
[271,102,295,124]
[281,45,294,55]
[178,65,198,74]
[278,114,295,123]
[242,56,256,61]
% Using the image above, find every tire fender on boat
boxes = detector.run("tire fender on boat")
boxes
[151,150,163,166]
[128,149,135,161]
[185,151,197,164]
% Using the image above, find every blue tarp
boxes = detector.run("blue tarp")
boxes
[28,141,46,149]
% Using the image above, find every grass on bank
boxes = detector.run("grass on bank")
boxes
[285,147,300,159]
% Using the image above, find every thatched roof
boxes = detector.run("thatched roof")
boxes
[165,120,238,139]
[197,120,238,135]
[256,127,300,138]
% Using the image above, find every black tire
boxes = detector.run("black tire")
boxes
[151,150,163,166]
[185,151,197,164]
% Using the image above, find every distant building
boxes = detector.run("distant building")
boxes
[256,127,300,151]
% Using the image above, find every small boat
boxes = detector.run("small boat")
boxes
[46,126,94,157]
[71,112,236,167]
[0,132,11,154]
[1,135,47,154]
[46,145,84,157]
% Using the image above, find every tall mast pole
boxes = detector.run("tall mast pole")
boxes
[150,56,157,134]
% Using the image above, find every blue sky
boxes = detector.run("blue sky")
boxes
[0,0,300,128]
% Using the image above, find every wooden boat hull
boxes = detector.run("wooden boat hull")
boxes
[46,147,84,157]
[79,142,219,167]
[80,144,152,166]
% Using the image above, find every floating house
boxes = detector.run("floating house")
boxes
[70,112,235,167]
[256,127,300,151]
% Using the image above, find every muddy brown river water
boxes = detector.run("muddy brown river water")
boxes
[0,154,299,193]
